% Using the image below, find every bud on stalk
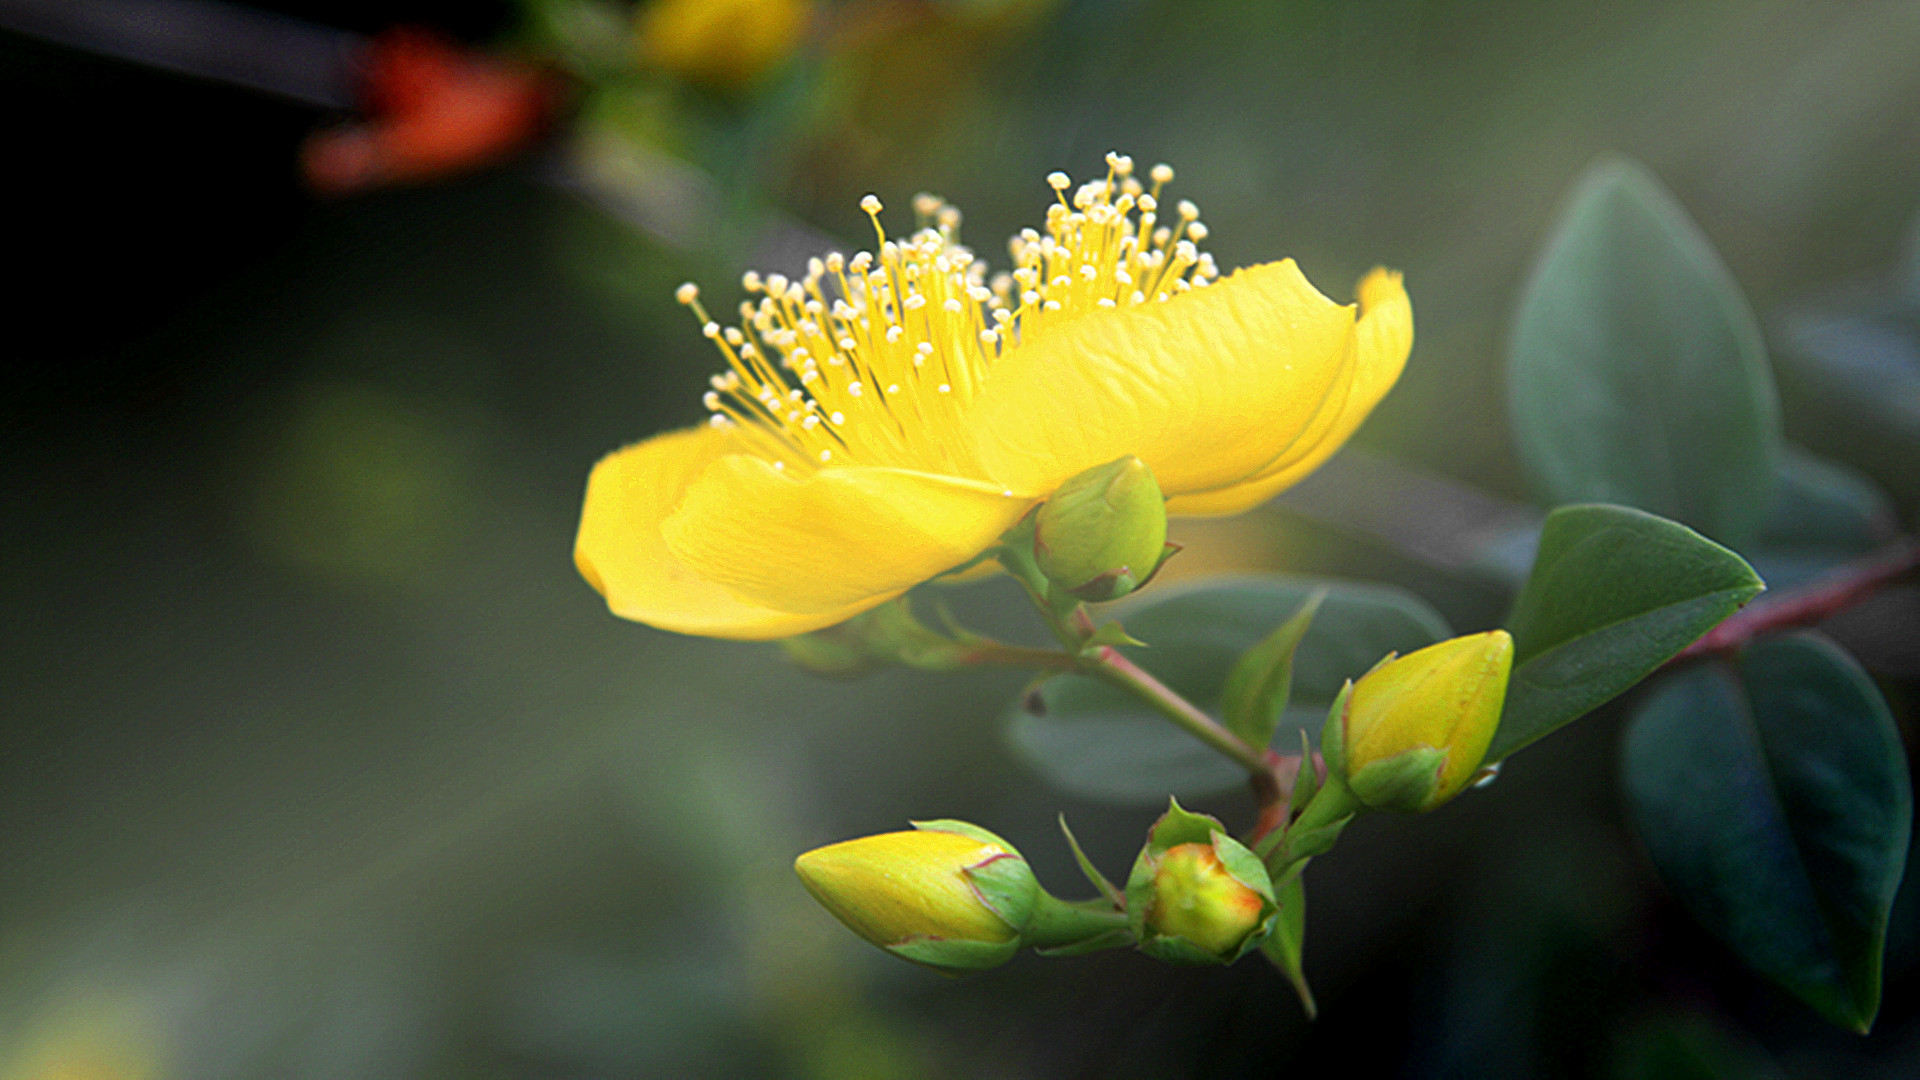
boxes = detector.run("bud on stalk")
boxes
[794,821,1037,971]
[1033,456,1171,602]
[1335,630,1513,813]
[1126,800,1277,964]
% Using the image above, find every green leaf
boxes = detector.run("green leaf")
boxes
[1007,575,1449,804]
[1508,157,1781,547]
[1260,874,1316,1019]
[1491,504,1763,762]
[1221,590,1325,751]
[1622,634,1912,1032]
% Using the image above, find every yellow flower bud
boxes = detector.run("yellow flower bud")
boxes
[793,822,1037,971]
[1033,456,1170,602]
[1124,800,1277,963]
[1339,630,1514,812]
[636,0,813,92]
[1143,842,1270,958]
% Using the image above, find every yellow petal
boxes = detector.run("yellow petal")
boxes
[662,456,1032,616]
[1166,268,1413,517]
[575,426,874,639]
[966,259,1359,500]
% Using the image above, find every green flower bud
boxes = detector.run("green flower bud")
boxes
[1339,630,1513,813]
[794,820,1037,971]
[1125,800,1277,964]
[1033,456,1170,602]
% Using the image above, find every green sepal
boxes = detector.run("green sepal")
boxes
[1058,814,1124,907]
[1288,729,1322,820]
[1223,590,1325,751]
[964,853,1040,933]
[1347,745,1448,814]
[885,936,1021,973]
[1210,829,1279,906]
[1260,874,1316,1019]
[1319,680,1354,779]
[906,819,1039,933]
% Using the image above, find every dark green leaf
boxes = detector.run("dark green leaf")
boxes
[1221,590,1324,751]
[1748,446,1898,590]
[1492,504,1764,761]
[1008,575,1449,804]
[1773,307,1920,506]
[1622,634,1912,1031]
[1508,157,1781,546]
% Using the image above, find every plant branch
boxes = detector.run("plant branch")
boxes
[1676,537,1920,660]
[1080,645,1274,778]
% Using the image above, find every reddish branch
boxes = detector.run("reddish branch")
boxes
[1677,537,1920,661]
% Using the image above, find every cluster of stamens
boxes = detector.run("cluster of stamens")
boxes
[676,152,1219,477]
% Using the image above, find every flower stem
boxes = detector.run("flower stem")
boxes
[1080,645,1274,778]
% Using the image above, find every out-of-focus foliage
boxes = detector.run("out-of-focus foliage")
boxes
[7,0,1920,1075]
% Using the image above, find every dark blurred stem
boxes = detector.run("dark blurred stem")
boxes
[1676,537,1920,660]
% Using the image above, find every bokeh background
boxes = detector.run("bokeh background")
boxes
[5,0,1920,1075]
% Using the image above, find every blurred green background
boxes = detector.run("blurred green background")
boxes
[4,0,1919,1075]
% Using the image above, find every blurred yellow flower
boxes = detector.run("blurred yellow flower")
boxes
[636,0,813,91]
[577,155,1413,638]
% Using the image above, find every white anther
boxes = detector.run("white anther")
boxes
[943,298,963,313]
[702,391,721,410]
[916,341,934,355]
[675,282,699,304]
[1097,297,1117,308]
[1187,222,1209,241]
[702,322,721,338]
[830,411,844,424]
[1047,171,1071,190]
[1151,164,1174,184]
[860,194,882,214]
[938,384,951,393]
[904,294,927,310]
[821,449,833,462]
[1177,199,1199,220]
[887,384,900,394]
[848,382,863,397]
[885,325,904,344]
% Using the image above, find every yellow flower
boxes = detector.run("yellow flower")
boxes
[636,0,813,91]
[576,154,1413,639]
